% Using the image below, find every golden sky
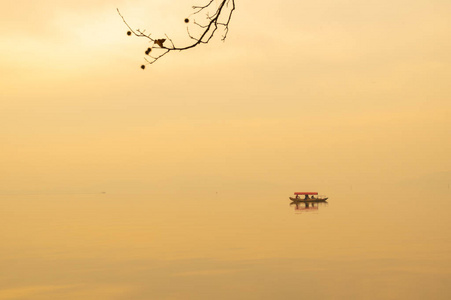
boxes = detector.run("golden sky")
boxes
[1,3,451,299]
[1,0,450,194]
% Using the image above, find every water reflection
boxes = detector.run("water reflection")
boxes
[290,200,328,213]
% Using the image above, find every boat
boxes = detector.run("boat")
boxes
[289,192,328,202]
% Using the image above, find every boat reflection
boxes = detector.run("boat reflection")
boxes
[290,200,328,213]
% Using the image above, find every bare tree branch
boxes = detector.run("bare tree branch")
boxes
[118,0,236,69]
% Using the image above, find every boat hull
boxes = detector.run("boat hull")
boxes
[289,197,328,202]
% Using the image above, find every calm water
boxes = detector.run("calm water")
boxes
[1,185,450,299]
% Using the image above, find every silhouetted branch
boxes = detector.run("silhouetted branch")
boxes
[118,0,236,69]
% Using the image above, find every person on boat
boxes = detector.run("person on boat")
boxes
[305,194,310,200]
[295,194,300,199]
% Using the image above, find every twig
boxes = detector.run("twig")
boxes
[118,0,236,68]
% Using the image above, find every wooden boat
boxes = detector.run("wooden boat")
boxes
[289,192,328,202]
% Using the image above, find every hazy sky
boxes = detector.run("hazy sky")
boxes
[1,0,450,194]
[1,3,451,298]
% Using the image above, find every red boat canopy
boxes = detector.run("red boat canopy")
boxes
[294,192,318,195]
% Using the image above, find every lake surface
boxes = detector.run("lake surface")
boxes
[1,185,450,299]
